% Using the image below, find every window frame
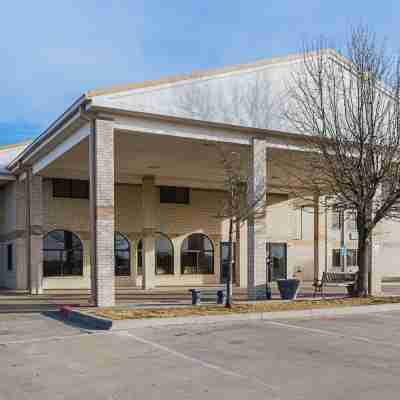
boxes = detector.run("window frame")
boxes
[43,230,84,277]
[332,208,344,230]
[347,249,358,267]
[160,186,190,204]
[181,233,214,275]
[115,232,131,277]
[137,240,143,275]
[53,179,89,199]
[136,233,175,275]
[332,249,341,268]
[155,233,174,275]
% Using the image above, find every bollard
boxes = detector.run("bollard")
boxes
[191,289,201,305]
[217,290,225,305]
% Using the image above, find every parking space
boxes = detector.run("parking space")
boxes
[1,311,400,399]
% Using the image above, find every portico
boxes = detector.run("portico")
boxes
[2,53,390,306]
[5,98,319,306]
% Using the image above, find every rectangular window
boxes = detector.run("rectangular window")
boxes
[347,249,358,266]
[160,186,190,204]
[7,244,13,271]
[332,249,341,267]
[332,209,343,230]
[53,179,89,199]
[347,211,357,232]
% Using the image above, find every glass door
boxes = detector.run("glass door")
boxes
[220,242,236,283]
[266,243,287,280]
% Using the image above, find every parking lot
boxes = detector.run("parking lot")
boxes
[1,310,400,399]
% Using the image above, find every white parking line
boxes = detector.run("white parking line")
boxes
[372,312,400,320]
[0,331,107,346]
[264,320,400,349]
[114,330,280,396]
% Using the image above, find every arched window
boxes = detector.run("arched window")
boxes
[43,230,83,277]
[181,233,214,274]
[115,232,131,276]
[156,233,174,275]
[136,233,174,275]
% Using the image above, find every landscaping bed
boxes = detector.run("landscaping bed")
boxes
[88,296,400,320]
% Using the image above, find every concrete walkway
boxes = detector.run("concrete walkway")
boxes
[0,282,399,313]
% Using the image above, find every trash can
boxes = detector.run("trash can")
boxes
[277,279,301,300]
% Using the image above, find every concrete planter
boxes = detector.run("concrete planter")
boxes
[277,279,301,300]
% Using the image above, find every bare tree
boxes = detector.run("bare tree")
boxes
[176,74,272,305]
[176,72,275,128]
[216,146,267,307]
[283,25,400,295]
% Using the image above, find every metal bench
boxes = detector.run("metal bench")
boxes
[189,288,226,305]
[313,272,358,297]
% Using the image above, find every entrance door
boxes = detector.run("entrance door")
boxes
[266,243,287,281]
[220,242,236,283]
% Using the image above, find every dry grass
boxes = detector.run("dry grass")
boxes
[88,296,400,320]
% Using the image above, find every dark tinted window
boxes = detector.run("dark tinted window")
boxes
[160,186,190,204]
[181,233,214,274]
[137,240,143,275]
[332,249,341,267]
[53,179,71,198]
[347,249,358,266]
[43,230,83,277]
[7,244,12,271]
[53,179,89,199]
[156,233,174,275]
[115,232,130,276]
[71,180,89,199]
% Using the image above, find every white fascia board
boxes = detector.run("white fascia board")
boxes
[263,136,311,152]
[8,96,86,171]
[25,111,83,167]
[32,123,90,175]
[113,114,251,145]
[92,103,311,150]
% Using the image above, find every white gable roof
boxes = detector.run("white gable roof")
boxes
[88,52,314,134]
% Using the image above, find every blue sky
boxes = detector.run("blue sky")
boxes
[0,0,399,145]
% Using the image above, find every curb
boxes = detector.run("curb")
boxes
[60,305,112,330]
[60,303,400,331]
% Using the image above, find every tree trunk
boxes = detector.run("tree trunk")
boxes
[356,229,369,297]
[225,218,233,308]
[235,220,240,285]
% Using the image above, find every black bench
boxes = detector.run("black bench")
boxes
[313,272,358,297]
[189,288,227,305]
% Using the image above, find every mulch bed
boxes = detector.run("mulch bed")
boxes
[88,296,400,320]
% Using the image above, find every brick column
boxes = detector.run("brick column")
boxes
[141,176,157,289]
[89,118,115,307]
[247,138,267,300]
[26,170,43,295]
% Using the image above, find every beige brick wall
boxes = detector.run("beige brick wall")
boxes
[41,180,227,289]
[0,181,28,290]
[3,176,400,290]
